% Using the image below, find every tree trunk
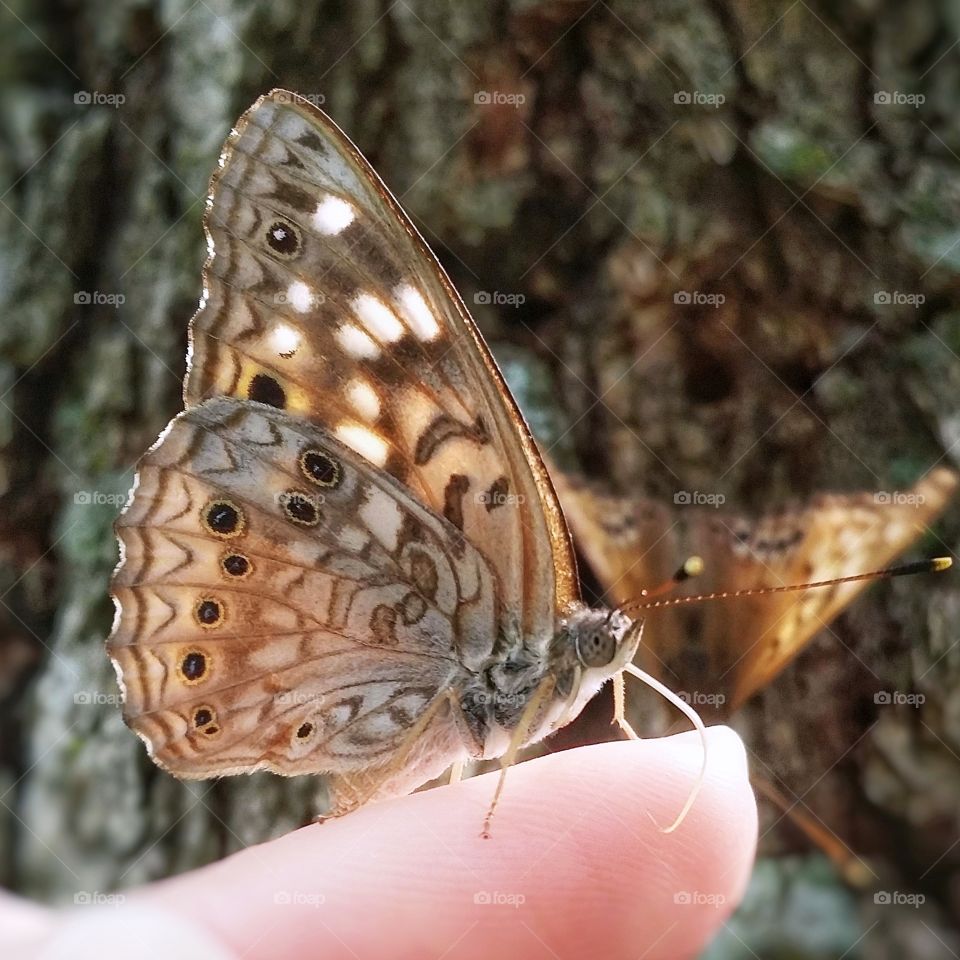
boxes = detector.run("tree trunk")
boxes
[2,1,958,957]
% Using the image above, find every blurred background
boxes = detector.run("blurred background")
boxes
[1,1,959,957]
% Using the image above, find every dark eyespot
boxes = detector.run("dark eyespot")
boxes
[299,449,342,488]
[282,491,320,526]
[576,629,617,668]
[193,707,213,727]
[296,722,313,739]
[265,220,301,258]
[248,373,286,409]
[202,499,245,538]
[195,598,224,627]
[179,650,208,683]
[221,553,251,578]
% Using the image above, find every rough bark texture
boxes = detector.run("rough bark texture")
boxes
[1,1,958,957]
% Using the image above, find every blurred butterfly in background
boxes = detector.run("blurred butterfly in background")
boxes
[107,89,701,831]
[549,466,956,716]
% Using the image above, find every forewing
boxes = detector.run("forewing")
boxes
[184,89,577,640]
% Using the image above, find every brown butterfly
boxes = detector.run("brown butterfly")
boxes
[107,89,698,830]
[549,465,957,716]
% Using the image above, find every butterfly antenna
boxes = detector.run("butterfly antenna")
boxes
[620,556,952,614]
[639,555,704,601]
[622,661,708,833]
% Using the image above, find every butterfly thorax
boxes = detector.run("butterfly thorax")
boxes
[457,607,638,759]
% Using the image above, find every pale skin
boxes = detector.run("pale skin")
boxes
[1,728,757,960]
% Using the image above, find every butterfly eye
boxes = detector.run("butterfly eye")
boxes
[265,219,302,258]
[576,629,617,668]
[202,499,246,538]
[178,650,210,685]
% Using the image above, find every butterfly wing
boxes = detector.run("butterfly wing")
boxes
[109,398,500,804]
[184,89,578,641]
[553,467,957,711]
[696,468,957,709]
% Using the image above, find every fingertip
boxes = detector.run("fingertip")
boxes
[144,728,756,960]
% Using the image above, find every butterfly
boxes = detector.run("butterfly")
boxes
[549,464,957,718]
[107,89,686,830]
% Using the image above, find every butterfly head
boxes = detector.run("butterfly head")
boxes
[567,607,641,675]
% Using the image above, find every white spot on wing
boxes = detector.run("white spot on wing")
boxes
[284,283,314,315]
[336,423,389,466]
[336,323,380,360]
[312,196,356,235]
[395,285,441,341]
[360,486,403,551]
[352,293,404,343]
[270,322,302,357]
[346,378,381,421]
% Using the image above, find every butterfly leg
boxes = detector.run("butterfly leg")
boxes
[448,759,465,785]
[481,674,557,839]
[612,670,640,740]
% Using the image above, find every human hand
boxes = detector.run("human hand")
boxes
[3,727,756,959]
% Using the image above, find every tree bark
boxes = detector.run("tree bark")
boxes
[2,1,958,956]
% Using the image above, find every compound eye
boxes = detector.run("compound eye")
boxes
[577,628,617,668]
